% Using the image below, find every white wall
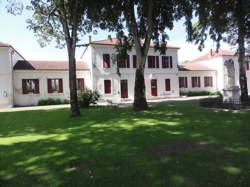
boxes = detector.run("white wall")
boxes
[14,70,91,106]
[91,44,180,101]
[178,70,217,93]
[0,47,24,107]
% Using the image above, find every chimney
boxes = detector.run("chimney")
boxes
[88,35,92,43]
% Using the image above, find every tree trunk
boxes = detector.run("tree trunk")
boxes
[238,0,248,102]
[68,47,80,117]
[133,57,149,111]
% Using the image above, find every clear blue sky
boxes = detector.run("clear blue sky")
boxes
[0,0,232,63]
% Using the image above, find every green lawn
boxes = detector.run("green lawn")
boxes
[0,103,250,187]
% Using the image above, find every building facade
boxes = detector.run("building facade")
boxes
[0,39,180,107]
[1,39,249,108]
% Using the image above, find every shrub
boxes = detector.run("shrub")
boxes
[77,89,100,107]
[38,98,67,106]
[181,91,220,97]
[63,99,70,104]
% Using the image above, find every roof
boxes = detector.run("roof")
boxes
[178,63,216,71]
[189,49,236,63]
[0,42,11,47]
[90,38,180,49]
[14,60,89,71]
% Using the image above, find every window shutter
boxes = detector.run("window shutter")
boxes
[59,79,63,93]
[34,79,39,94]
[165,79,171,91]
[166,56,169,68]
[185,77,188,88]
[47,79,52,93]
[198,77,201,87]
[133,55,137,68]
[178,77,182,88]
[156,56,159,68]
[104,80,111,94]
[80,78,84,89]
[22,79,28,94]
[126,55,130,68]
[148,56,151,68]
[162,56,167,68]
[103,54,110,68]
[170,56,173,68]
[210,77,213,87]
[192,77,195,88]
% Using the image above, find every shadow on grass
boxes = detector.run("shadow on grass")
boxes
[0,103,250,186]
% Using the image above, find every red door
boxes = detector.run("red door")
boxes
[120,80,128,98]
[151,79,157,96]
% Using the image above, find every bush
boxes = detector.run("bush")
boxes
[181,91,221,97]
[38,98,67,106]
[77,89,100,107]
[63,99,70,104]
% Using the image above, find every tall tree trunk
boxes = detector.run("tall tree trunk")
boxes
[133,61,148,111]
[68,46,80,117]
[238,0,248,101]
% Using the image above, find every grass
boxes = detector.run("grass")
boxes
[0,102,250,186]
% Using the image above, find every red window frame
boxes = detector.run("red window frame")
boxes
[204,76,213,87]
[47,79,63,93]
[165,79,171,91]
[179,77,188,88]
[104,80,111,94]
[103,54,110,68]
[148,56,159,68]
[77,78,85,89]
[162,56,173,68]
[192,77,201,88]
[22,79,39,94]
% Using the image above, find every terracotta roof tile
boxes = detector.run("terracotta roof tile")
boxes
[0,42,11,47]
[189,49,236,63]
[178,63,215,71]
[90,38,180,49]
[14,60,89,70]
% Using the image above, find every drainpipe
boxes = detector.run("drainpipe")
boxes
[10,49,15,107]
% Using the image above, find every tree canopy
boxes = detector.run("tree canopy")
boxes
[27,0,95,116]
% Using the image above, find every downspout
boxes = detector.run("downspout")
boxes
[10,49,15,107]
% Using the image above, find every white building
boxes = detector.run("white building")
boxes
[1,39,249,108]
[0,39,180,107]
[178,49,250,94]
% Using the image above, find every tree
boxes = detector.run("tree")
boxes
[4,0,23,15]
[27,0,93,116]
[95,0,177,111]
[185,0,250,101]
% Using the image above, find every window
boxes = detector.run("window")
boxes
[103,54,110,68]
[104,80,111,94]
[192,77,201,88]
[118,55,130,68]
[77,78,85,89]
[148,56,159,68]
[179,77,188,88]
[162,56,173,68]
[22,79,39,94]
[48,79,63,93]
[133,55,137,68]
[204,76,213,87]
[165,79,171,91]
